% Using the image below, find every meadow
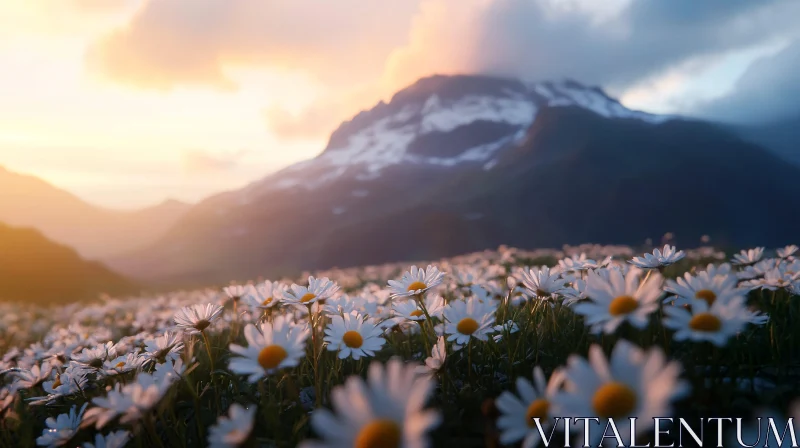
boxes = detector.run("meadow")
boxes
[1,243,799,447]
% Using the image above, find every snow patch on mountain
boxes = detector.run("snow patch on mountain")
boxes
[419,94,536,133]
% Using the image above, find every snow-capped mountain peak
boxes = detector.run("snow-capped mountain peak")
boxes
[244,75,670,197]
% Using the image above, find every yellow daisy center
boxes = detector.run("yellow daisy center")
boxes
[257,345,288,370]
[300,293,316,303]
[262,297,273,306]
[592,382,637,418]
[688,313,722,332]
[526,399,550,427]
[115,362,126,368]
[456,317,479,335]
[410,310,424,317]
[536,289,548,297]
[407,281,428,292]
[355,419,402,448]
[52,375,62,389]
[608,296,638,316]
[342,330,364,349]
[694,289,717,306]
[194,320,211,331]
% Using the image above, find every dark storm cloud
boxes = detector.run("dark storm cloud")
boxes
[468,0,799,92]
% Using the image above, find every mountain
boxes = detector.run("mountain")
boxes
[0,222,137,303]
[110,74,800,286]
[0,167,191,259]
[730,115,800,166]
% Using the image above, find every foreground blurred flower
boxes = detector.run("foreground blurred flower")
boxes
[36,403,87,447]
[416,336,447,378]
[207,403,257,448]
[443,296,497,345]
[731,247,765,266]
[496,366,565,448]
[229,315,309,382]
[572,268,662,334]
[83,365,179,429]
[629,245,685,269]
[283,276,340,307]
[173,303,224,335]
[324,312,386,361]
[82,430,130,448]
[552,340,689,447]
[388,265,446,298]
[301,358,441,448]
[663,297,768,347]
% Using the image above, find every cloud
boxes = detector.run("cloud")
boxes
[692,39,800,124]
[87,0,421,91]
[181,149,249,174]
[384,0,800,94]
[86,0,800,132]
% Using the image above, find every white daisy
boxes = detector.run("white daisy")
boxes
[416,336,447,378]
[664,271,743,307]
[443,296,497,345]
[492,320,520,342]
[571,268,662,334]
[82,383,133,429]
[12,361,54,390]
[29,369,89,405]
[82,430,130,448]
[777,245,798,260]
[246,281,286,310]
[558,254,598,273]
[387,265,446,298]
[732,247,765,266]
[223,284,250,303]
[495,366,565,448]
[552,340,689,447]
[36,403,87,447]
[518,266,569,300]
[103,352,146,376]
[324,312,386,360]
[629,245,685,269]
[392,294,444,322]
[229,315,309,383]
[300,358,441,448]
[282,276,340,307]
[116,370,176,425]
[663,297,768,347]
[207,403,257,448]
[173,303,224,335]
[72,342,119,370]
[143,332,185,363]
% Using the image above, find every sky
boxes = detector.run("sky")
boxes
[1,0,799,209]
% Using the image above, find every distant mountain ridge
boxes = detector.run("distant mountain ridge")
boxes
[0,222,137,303]
[109,74,800,287]
[0,166,191,259]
